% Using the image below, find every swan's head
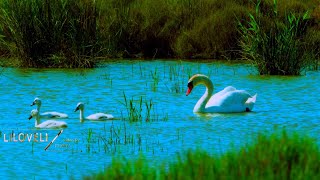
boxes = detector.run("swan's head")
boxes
[186,74,209,96]
[74,102,84,112]
[28,109,39,120]
[31,97,41,106]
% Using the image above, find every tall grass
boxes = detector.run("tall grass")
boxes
[239,0,313,75]
[122,92,143,122]
[0,0,97,68]
[122,92,167,122]
[85,130,320,179]
[0,0,319,68]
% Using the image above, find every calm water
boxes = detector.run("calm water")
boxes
[0,60,319,179]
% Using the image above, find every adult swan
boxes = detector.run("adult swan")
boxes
[186,74,257,113]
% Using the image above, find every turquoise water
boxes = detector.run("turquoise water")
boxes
[0,60,319,179]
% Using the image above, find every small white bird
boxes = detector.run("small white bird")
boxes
[74,102,114,122]
[28,109,67,129]
[31,97,68,119]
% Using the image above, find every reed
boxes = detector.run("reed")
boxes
[122,92,143,122]
[85,130,320,179]
[122,92,167,122]
[86,128,93,152]
[0,0,97,68]
[1,0,319,67]
[150,67,160,92]
[239,0,312,75]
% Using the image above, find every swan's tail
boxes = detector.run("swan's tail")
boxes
[247,93,257,104]
[245,94,257,111]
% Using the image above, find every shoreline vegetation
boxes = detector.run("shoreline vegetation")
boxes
[0,0,319,74]
[84,130,320,179]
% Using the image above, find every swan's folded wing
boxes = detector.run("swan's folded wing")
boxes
[41,112,68,118]
[212,86,236,98]
[208,86,237,106]
[207,90,251,107]
[87,113,114,120]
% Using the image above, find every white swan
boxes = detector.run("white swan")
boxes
[28,109,67,129]
[31,98,68,119]
[186,74,257,113]
[74,102,114,122]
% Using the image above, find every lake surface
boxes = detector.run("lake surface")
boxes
[0,60,319,179]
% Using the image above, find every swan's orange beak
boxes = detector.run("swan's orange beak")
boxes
[186,82,193,96]
[186,87,193,96]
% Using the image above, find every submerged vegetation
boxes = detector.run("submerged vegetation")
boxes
[0,0,319,72]
[85,130,320,179]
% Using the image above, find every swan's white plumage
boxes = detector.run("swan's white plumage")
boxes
[186,74,257,113]
[74,102,114,122]
[28,109,67,129]
[31,98,68,119]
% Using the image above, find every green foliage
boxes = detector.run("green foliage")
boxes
[121,92,165,122]
[122,92,143,122]
[174,1,248,59]
[238,0,315,75]
[0,0,97,67]
[0,0,319,69]
[85,130,320,179]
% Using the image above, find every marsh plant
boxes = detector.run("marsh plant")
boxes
[86,130,320,179]
[1,0,319,67]
[122,92,143,122]
[122,92,167,122]
[150,67,160,92]
[164,63,186,93]
[81,123,132,154]
[239,0,312,75]
[0,0,98,68]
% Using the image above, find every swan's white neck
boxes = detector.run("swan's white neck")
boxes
[194,76,214,112]
[34,113,41,127]
[36,103,41,112]
[79,109,85,122]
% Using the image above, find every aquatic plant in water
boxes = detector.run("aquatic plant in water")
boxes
[239,0,311,75]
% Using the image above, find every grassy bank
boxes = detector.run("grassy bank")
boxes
[85,130,320,179]
[0,0,319,71]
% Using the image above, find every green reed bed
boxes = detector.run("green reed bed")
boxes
[165,62,187,94]
[238,0,316,75]
[79,122,136,154]
[85,130,320,179]
[1,0,319,69]
[77,117,168,155]
[0,0,97,68]
[122,92,167,122]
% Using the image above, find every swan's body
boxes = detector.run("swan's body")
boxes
[28,109,67,129]
[74,102,114,122]
[186,74,257,113]
[31,98,68,119]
